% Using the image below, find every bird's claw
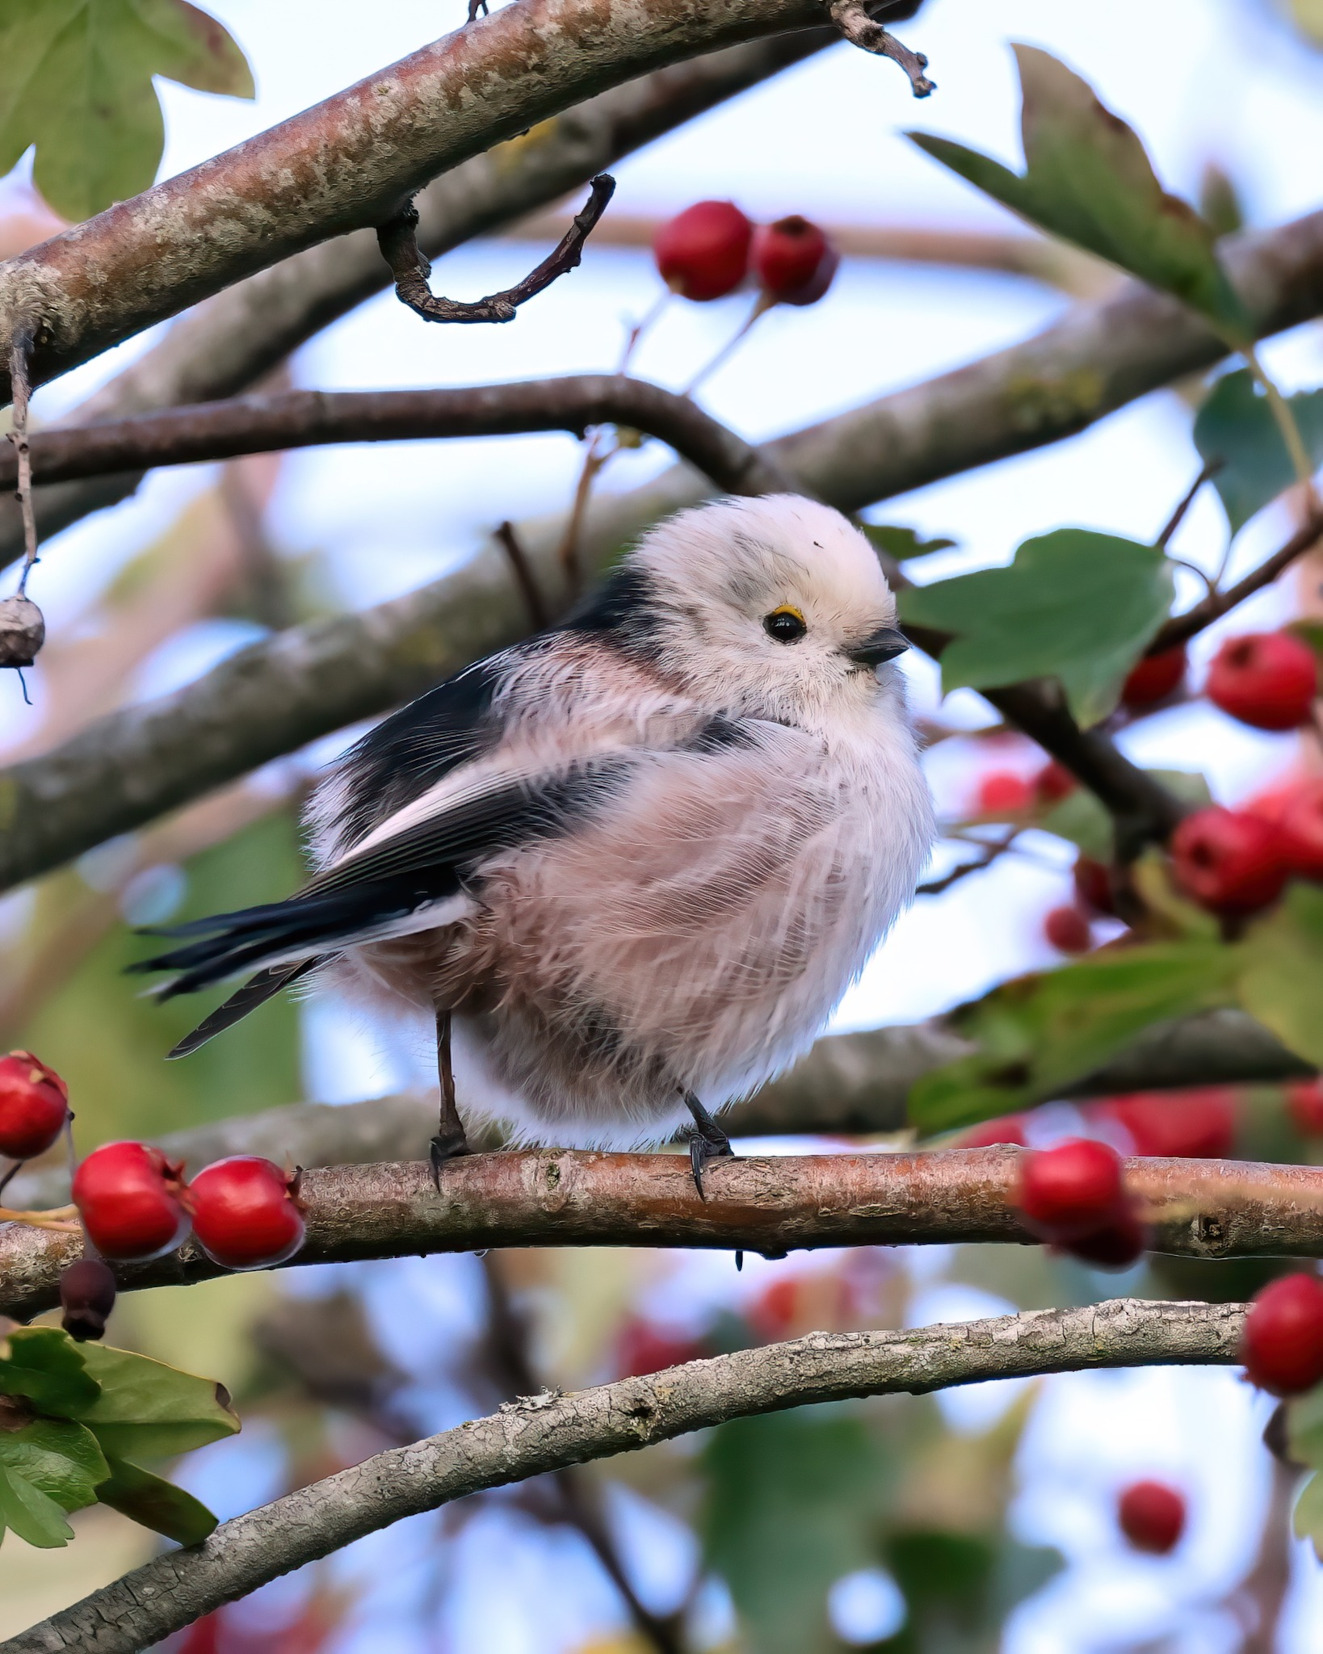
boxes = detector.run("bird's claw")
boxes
[689,1129,735,1200]
[430,1128,472,1192]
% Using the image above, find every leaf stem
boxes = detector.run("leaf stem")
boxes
[1245,345,1317,497]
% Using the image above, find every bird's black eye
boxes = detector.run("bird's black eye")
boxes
[763,605,807,644]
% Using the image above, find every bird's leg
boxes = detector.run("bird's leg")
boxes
[683,1090,734,1200]
[430,1008,471,1188]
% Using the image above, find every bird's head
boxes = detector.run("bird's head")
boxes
[575,494,910,727]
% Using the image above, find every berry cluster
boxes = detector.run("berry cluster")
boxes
[653,200,839,308]
[72,1145,306,1270]
[1016,1138,1145,1268]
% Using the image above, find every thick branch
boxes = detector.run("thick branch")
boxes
[5,1008,1311,1215]
[0,1299,1246,1654]
[0,27,843,568]
[0,0,889,403]
[0,378,788,497]
[4,1149,1321,1321]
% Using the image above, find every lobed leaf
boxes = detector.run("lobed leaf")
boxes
[898,529,1175,727]
[1193,369,1323,533]
[0,1419,109,1547]
[0,1327,101,1414]
[909,45,1248,339]
[860,523,958,562]
[0,0,253,222]
[1235,883,1323,1070]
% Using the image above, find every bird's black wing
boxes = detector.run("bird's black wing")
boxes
[134,756,635,1001]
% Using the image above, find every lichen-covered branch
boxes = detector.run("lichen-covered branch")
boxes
[0,1299,1246,1654]
[3,1148,1321,1321]
[0,26,845,569]
[0,0,914,405]
[0,377,788,497]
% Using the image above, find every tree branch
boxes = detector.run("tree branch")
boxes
[0,0,915,406]
[4,1149,1321,1321]
[1148,506,1323,654]
[376,174,616,323]
[0,25,846,570]
[4,1008,1311,1215]
[6,211,1323,887]
[0,378,789,498]
[0,1299,1246,1654]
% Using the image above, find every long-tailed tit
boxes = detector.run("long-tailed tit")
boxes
[137,496,935,1189]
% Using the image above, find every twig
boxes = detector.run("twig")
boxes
[377,176,616,325]
[6,1149,1323,1320]
[827,0,934,96]
[480,1256,687,1654]
[1148,508,1323,653]
[555,432,612,592]
[493,520,550,630]
[915,828,1019,896]
[1157,458,1223,551]
[0,377,790,499]
[0,1300,1245,1654]
[6,323,37,592]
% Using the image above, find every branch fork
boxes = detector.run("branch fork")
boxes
[828,0,934,96]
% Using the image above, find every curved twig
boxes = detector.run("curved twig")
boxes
[376,175,616,323]
[0,1299,1245,1654]
[4,1148,1322,1321]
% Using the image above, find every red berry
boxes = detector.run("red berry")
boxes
[1206,632,1318,731]
[976,770,1033,816]
[1288,1079,1323,1136]
[751,216,839,306]
[1281,777,1323,880]
[1017,1139,1127,1242]
[59,1257,117,1342]
[1036,760,1077,803]
[1241,1272,1323,1396]
[749,1275,801,1342]
[1044,905,1092,954]
[1170,807,1289,915]
[1065,1212,1147,1270]
[1117,1480,1186,1553]
[1073,856,1117,917]
[189,1157,306,1271]
[1122,645,1187,709]
[653,201,752,302]
[0,1051,69,1161]
[616,1319,706,1379]
[960,1114,1027,1148]
[72,1142,190,1261]
[1097,1089,1237,1159]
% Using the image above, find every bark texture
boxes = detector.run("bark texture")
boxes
[0,1299,1246,1654]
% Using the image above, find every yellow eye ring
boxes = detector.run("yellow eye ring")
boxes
[763,605,807,644]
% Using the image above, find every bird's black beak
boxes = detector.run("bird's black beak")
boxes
[848,626,910,667]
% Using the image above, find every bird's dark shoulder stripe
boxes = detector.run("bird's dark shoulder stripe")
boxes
[333,657,505,849]
[560,562,663,660]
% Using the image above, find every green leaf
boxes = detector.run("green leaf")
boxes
[0,0,254,222]
[1294,1472,1323,1559]
[0,1469,75,1548]
[0,1418,109,1546]
[908,942,1240,1133]
[898,530,1175,727]
[1038,769,1210,861]
[702,1410,889,1654]
[0,1328,100,1415]
[1236,883,1323,1069]
[861,524,958,562]
[1193,369,1323,533]
[94,1455,219,1545]
[909,45,1248,339]
[71,1344,239,1462]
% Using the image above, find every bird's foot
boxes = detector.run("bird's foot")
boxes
[689,1127,735,1201]
[430,1127,472,1191]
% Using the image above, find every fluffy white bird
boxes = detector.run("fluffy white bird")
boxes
[139,495,934,1187]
